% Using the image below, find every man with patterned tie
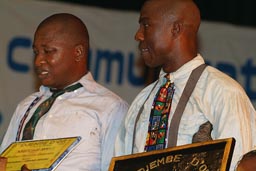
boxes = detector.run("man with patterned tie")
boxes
[115,0,256,170]
[0,13,128,171]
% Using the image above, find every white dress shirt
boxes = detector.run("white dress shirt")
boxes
[1,72,129,171]
[115,54,256,171]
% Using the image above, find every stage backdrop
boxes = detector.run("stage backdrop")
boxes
[0,0,256,141]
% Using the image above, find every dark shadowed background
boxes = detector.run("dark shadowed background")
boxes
[49,0,256,28]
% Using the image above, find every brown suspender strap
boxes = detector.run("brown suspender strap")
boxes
[167,64,207,147]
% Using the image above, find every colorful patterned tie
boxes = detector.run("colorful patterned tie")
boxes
[144,74,175,151]
[22,83,83,140]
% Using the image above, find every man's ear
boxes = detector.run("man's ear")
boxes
[74,44,84,62]
[171,21,182,37]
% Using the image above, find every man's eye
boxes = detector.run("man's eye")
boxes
[144,23,149,27]
[33,50,39,56]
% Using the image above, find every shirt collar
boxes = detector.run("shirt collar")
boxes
[38,72,94,96]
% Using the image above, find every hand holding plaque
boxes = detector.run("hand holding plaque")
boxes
[0,157,7,171]
[0,137,81,171]
[21,164,31,171]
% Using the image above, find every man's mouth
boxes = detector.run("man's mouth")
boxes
[141,48,149,52]
[36,69,49,79]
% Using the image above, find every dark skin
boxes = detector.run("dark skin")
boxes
[0,157,7,171]
[236,157,256,171]
[236,151,256,171]
[19,13,90,171]
[33,13,89,90]
[135,0,200,73]
[21,164,30,171]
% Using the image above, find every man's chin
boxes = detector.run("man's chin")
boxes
[40,80,54,88]
[144,61,159,68]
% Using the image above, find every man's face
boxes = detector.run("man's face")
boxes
[33,25,77,89]
[135,1,174,68]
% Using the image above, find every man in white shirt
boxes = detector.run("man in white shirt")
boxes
[115,0,256,170]
[0,13,128,171]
